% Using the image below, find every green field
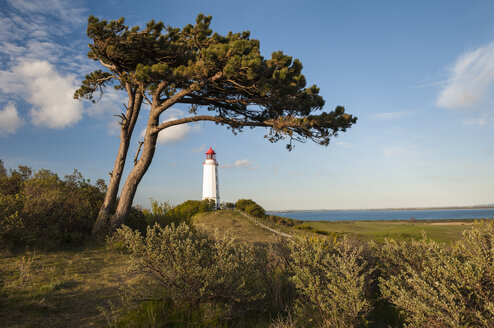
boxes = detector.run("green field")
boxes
[298,220,481,243]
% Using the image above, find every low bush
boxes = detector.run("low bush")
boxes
[133,199,215,233]
[376,224,494,327]
[288,236,372,328]
[266,214,302,227]
[0,163,105,249]
[117,222,268,321]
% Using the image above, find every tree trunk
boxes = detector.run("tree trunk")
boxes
[92,89,143,237]
[109,113,159,232]
[91,132,131,236]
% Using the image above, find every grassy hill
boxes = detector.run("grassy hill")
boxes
[192,210,280,244]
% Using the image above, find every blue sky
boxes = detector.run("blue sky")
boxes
[1,0,493,210]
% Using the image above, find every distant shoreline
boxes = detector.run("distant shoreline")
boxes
[268,205,494,213]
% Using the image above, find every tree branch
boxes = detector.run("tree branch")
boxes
[134,141,144,165]
[154,72,224,114]
[98,58,119,72]
[153,115,271,133]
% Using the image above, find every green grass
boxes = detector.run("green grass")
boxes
[298,220,482,243]
[0,243,142,328]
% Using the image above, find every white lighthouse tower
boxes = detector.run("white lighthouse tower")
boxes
[202,147,220,209]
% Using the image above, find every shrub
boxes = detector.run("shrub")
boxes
[266,214,302,227]
[0,165,105,249]
[117,223,267,317]
[236,199,266,218]
[139,199,215,231]
[289,236,371,328]
[376,224,494,327]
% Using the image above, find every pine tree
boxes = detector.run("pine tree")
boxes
[76,14,357,234]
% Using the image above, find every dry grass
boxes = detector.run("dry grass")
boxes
[0,244,141,328]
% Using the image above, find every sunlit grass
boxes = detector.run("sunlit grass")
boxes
[0,243,141,327]
[299,220,483,243]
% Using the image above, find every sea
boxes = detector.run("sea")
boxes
[268,208,494,222]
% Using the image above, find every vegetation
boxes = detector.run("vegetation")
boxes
[0,161,105,250]
[109,219,494,327]
[2,167,493,328]
[236,199,267,218]
[289,237,371,328]
[75,14,357,235]
[0,244,135,327]
[126,198,215,234]
[193,210,279,244]
[296,220,473,243]
[116,223,269,324]
[375,225,494,327]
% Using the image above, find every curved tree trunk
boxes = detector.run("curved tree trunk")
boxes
[109,113,159,232]
[91,132,131,236]
[92,89,143,237]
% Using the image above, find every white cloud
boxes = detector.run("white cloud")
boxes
[0,69,24,94]
[191,145,206,153]
[0,102,23,135]
[437,41,494,109]
[334,141,352,149]
[221,158,256,170]
[234,158,252,168]
[139,108,195,144]
[464,115,491,126]
[106,120,121,137]
[371,111,412,120]
[382,147,405,158]
[6,0,86,26]
[0,2,89,134]
[157,124,191,144]
[86,89,123,117]
[382,146,418,159]
[0,1,89,76]
[12,60,83,128]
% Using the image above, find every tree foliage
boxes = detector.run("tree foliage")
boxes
[77,14,356,148]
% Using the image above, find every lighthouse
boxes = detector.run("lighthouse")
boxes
[202,147,220,209]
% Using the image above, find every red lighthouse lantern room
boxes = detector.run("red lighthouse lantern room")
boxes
[205,147,216,160]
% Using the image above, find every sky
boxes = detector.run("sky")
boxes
[0,0,493,210]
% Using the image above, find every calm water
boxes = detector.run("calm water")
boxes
[268,208,494,221]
